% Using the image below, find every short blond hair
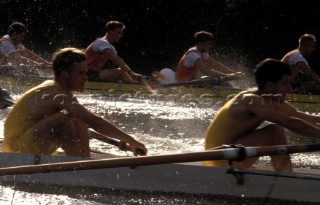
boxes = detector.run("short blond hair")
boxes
[299,34,316,45]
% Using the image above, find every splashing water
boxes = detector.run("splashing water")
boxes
[0,94,319,204]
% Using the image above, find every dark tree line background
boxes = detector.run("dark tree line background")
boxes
[1,0,320,77]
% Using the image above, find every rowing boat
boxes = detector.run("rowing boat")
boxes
[1,144,320,202]
[0,65,320,111]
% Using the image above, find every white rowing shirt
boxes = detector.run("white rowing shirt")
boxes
[285,49,309,67]
[183,47,210,68]
[92,37,117,54]
[0,35,25,56]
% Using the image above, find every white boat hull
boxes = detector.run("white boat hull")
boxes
[0,152,320,202]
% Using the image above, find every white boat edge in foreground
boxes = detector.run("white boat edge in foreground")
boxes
[0,145,320,202]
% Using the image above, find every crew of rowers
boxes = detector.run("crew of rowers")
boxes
[1,21,320,172]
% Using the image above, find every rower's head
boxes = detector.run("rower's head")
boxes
[52,48,88,92]
[194,31,213,53]
[105,20,125,43]
[254,58,292,102]
[8,22,29,44]
[298,34,316,56]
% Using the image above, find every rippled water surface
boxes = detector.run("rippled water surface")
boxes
[0,93,319,204]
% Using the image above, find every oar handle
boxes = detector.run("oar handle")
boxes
[107,138,146,155]
[89,129,146,156]
[107,138,121,146]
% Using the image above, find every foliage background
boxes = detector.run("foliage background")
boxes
[1,0,319,77]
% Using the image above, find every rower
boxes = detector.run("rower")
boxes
[281,33,320,88]
[3,47,147,157]
[176,31,245,84]
[0,22,51,69]
[85,20,144,83]
[204,58,320,172]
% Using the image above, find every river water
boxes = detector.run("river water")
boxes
[0,91,319,204]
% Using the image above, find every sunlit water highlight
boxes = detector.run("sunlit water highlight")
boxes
[0,93,319,204]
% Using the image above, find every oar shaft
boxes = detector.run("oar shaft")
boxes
[245,144,320,157]
[0,143,319,176]
[0,150,227,176]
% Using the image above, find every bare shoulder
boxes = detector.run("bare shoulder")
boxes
[29,83,74,106]
[232,91,262,106]
[228,92,263,119]
[230,92,277,117]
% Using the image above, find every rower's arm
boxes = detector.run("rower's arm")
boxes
[70,103,134,141]
[196,58,245,79]
[19,49,50,65]
[103,48,143,82]
[195,58,231,77]
[296,61,320,85]
[248,98,320,138]
[289,107,320,128]
[104,49,138,74]
[8,51,40,65]
[64,101,147,155]
[204,57,234,74]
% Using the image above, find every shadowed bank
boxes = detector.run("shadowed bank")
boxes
[0,0,320,76]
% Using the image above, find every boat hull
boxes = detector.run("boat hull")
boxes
[0,152,320,202]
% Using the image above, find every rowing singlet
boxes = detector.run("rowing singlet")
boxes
[203,90,258,167]
[0,35,26,57]
[85,37,117,71]
[176,47,202,82]
[281,49,309,79]
[3,81,60,154]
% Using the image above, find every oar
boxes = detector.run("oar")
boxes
[0,143,320,176]
[143,75,239,94]
[163,75,239,88]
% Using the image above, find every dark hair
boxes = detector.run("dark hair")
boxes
[8,22,29,35]
[52,48,86,78]
[106,21,125,32]
[254,58,292,90]
[194,31,213,43]
[299,33,316,45]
